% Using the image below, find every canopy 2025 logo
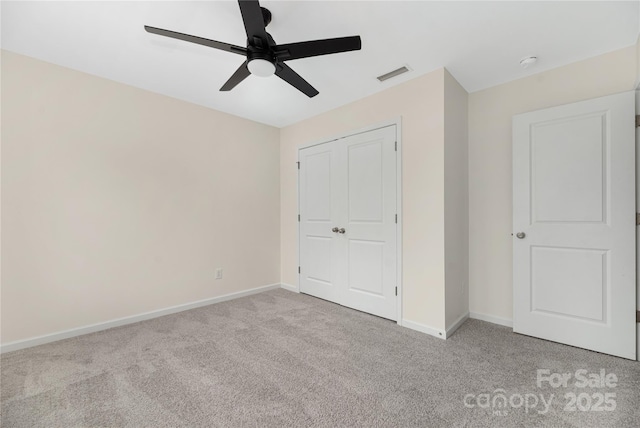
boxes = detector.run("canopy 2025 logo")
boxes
[463,369,618,416]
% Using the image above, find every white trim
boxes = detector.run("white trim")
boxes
[296,144,301,294]
[296,118,403,324]
[635,88,640,362]
[444,312,469,339]
[634,35,640,89]
[1,283,281,354]
[469,311,514,328]
[394,119,403,326]
[280,283,299,293]
[298,118,403,150]
[402,319,446,339]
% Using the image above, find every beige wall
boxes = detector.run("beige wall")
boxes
[468,45,637,322]
[1,51,281,344]
[4,40,637,346]
[281,69,452,330]
[443,70,469,329]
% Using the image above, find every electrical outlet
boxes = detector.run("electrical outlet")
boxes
[215,268,223,280]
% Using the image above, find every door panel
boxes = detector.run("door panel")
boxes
[530,246,606,322]
[348,239,385,296]
[531,113,607,223]
[341,127,397,320]
[304,151,333,221]
[306,236,333,285]
[513,91,635,360]
[299,125,397,321]
[348,141,384,222]
[299,143,341,303]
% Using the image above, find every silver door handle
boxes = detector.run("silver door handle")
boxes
[338,228,346,234]
[332,227,339,233]
[516,232,526,239]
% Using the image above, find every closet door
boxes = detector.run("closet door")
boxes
[299,142,343,304]
[339,126,397,320]
[299,125,398,321]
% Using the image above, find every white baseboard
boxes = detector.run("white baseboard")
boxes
[445,312,469,339]
[402,319,446,340]
[1,283,281,354]
[469,311,513,328]
[280,283,299,293]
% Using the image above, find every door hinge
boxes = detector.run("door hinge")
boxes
[637,310,640,323]
[636,115,640,128]
[395,286,398,296]
[395,214,398,224]
[298,214,300,222]
[297,161,300,169]
[394,141,397,151]
[637,213,640,225]
[298,266,301,274]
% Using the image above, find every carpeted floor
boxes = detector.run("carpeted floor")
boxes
[1,289,639,427]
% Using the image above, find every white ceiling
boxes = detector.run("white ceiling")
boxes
[2,1,638,127]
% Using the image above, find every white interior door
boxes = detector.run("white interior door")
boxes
[513,91,636,360]
[299,142,341,304]
[340,127,397,320]
[299,125,397,321]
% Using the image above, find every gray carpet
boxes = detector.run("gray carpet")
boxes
[1,289,639,427]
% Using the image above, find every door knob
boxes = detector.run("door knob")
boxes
[338,228,346,234]
[332,227,339,233]
[516,232,526,239]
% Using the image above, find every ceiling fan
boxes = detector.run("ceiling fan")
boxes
[144,0,362,98]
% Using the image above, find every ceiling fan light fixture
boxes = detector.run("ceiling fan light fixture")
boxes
[248,59,276,77]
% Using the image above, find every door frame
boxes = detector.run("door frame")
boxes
[296,117,404,326]
[636,89,640,362]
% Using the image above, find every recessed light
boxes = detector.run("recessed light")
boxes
[520,56,538,69]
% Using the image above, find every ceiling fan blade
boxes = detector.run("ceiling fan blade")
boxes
[144,26,247,56]
[220,62,251,91]
[275,64,319,98]
[237,0,269,48]
[274,36,361,61]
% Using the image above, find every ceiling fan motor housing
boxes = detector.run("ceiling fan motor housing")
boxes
[261,7,272,27]
[247,46,274,62]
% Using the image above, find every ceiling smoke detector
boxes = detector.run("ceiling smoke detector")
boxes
[520,56,538,69]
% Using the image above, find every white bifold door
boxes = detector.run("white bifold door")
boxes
[299,125,397,321]
[513,91,636,360]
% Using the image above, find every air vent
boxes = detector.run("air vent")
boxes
[377,66,410,82]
